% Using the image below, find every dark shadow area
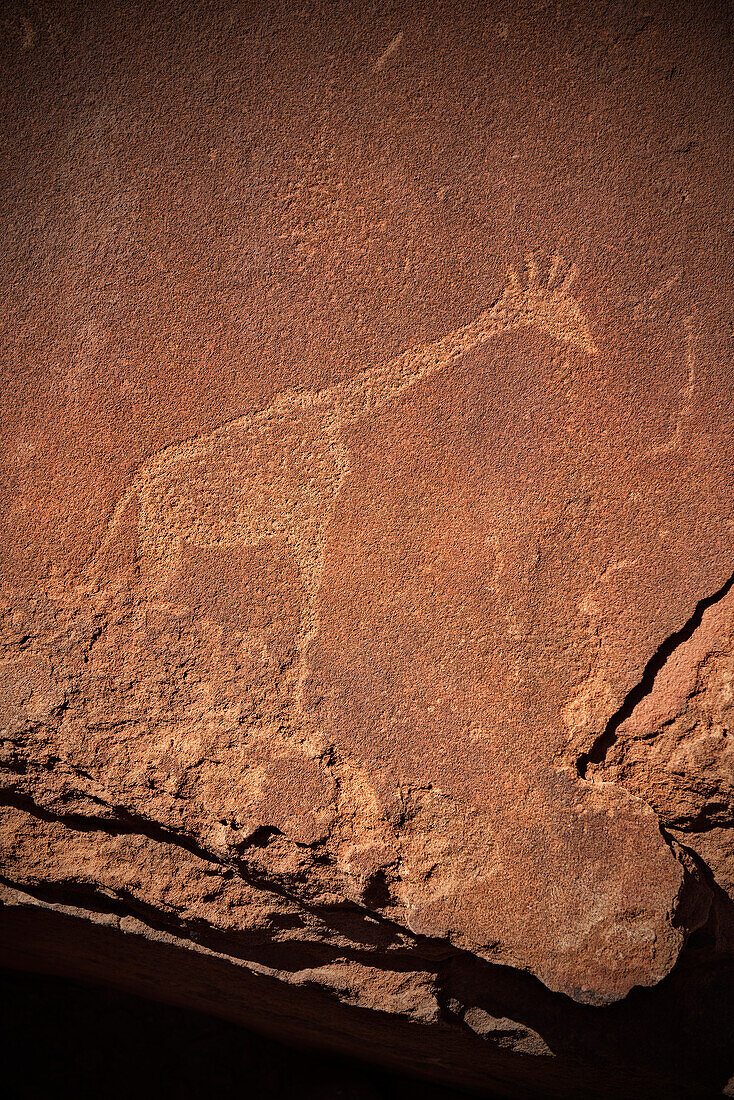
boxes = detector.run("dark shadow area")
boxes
[0,967,484,1100]
[3,855,734,1096]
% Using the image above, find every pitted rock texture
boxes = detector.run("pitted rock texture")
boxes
[1,1,733,1096]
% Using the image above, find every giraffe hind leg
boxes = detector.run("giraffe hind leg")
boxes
[287,533,328,703]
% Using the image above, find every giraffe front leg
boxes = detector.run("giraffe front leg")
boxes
[289,531,329,708]
[297,540,326,651]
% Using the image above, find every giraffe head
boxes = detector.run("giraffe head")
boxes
[497,253,598,356]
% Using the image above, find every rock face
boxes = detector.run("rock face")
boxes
[1,1,733,1095]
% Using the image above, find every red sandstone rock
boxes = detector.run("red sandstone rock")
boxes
[1,2,733,1095]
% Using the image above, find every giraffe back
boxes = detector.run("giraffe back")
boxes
[137,397,347,555]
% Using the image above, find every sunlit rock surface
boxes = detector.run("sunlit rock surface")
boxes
[1,2,733,1096]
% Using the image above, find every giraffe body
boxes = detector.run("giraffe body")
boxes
[93,393,346,644]
[77,253,597,666]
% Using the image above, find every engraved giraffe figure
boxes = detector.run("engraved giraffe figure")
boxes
[79,254,596,669]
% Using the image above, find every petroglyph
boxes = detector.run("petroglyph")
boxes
[374,31,404,73]
[74,253,596,694]
[645,315,697,458]
[497,252,597,356]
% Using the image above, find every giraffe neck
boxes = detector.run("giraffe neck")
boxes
[318,290,520,422]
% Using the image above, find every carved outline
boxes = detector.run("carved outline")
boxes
[78,252,597,693]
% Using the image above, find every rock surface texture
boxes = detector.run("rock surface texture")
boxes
[1,1,733,1096]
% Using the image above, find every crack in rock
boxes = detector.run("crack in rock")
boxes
[576,567,734,779]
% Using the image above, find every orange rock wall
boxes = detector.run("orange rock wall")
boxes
[1,2,733,1095]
